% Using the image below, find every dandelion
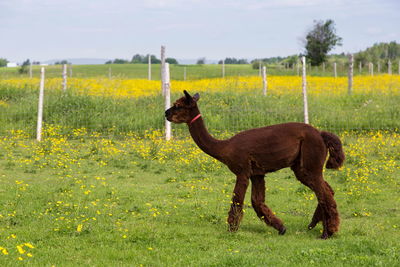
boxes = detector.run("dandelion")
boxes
[23,243,34,249]
[0,247,9,255]
[7,234,16,239]
[16,245,25,254]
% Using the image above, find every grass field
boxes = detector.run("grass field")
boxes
[0,128,399,266]
[0,63,378,80]
[1,75,399,136]
[0,72,399,266]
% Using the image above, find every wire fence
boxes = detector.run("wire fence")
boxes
[0,62,399,140]
[1,59,399,80]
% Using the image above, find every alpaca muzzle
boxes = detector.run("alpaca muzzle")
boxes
[165,109,172,121]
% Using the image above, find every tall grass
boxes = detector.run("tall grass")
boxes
[1,85,399,137]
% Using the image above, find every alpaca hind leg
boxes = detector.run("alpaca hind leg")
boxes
[318,180,339,238]
[308,204,323,230]
[250,175,286,235]
[308,181,335,230]
[292,166,339,238]
[227,175,249,232]
[308,179,339,239]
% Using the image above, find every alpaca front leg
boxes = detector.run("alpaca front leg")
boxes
[228,176,249,232]
[250,175,286,235]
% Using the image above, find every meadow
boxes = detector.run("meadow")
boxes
[0,127,399,266]
[0,62,380,80]
[0,71,399,266]
[1,74,399,136]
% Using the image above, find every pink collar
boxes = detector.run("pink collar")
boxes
[189,114,202,125]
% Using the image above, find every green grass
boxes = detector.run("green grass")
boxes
[0,74,399,265]
[0,63,365,80]
[0,130,399,266]
[1,86,399,137]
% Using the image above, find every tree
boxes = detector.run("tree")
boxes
[196,58,206,65]
[304,19,342,66]
[114,59,129,64]
[166,58,178,64]
[131,54,145,64]
[251,60,262,70]
[149,55,161,64]
[0,58,8,67]
[284,55,299,68]
[218,58,248,64]
[354,41,400,69]
[130,54,162,64]
[55,60,70,65]
[18,59,30,74]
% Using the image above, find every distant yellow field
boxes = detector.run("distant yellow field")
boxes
[1,75,399,97]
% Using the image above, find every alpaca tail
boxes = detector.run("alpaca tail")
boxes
[320,131,345,169]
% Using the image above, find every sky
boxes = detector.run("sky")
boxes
[1,0,399,63]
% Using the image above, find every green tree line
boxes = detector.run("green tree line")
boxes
[355,41,400,65]
[106,54,178,64]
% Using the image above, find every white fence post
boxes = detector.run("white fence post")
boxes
[388,60,392,75]
[301,56,309,124]
[37,67,45,142]
[369,62,374,76]
[62,64,67,92]
[108,67,112,79]
[164,63,171,141]
[334,62,337,78]
[348,54,354,95]
[29,63,33,78]
[262,66,267,96]
[161,46,166,95]
[259,61,262,76]
[359,62,362,74]
[148,54,152,80]
[222,60,225,78]
[183,66,187,81]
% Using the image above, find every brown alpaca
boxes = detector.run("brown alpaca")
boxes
[165,91,345,239]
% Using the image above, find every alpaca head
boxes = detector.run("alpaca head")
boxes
[165,90,200,124]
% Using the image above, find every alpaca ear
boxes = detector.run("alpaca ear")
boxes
[183,90,191,99]
[183,90,193,104]
[193,93,200,102]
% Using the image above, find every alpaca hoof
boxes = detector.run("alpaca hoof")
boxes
[278,227,286,235]
[228,224,239,232]
[320,233,329,240]
[320,231,333,240]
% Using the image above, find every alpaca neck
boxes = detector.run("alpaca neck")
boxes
[188,115,226,160]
